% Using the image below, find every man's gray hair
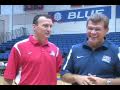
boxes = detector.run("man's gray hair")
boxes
[86,13,109,29]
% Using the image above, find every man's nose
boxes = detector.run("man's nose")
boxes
[47,26,52,31]
[91,29,97,34]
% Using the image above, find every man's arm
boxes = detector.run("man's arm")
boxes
[56,48,63,73]
[88,76,120,85]
[61,73,94,85]
[61,73,76,84]
[109,78,120,85]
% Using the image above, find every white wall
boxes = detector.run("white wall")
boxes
[116,19,120,32]
[109,5,116,32]
[52,21,86,34]
[44,5,71,12]
[0,5,120,35]
[0,15,9,33]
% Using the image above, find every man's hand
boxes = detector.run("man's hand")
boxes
[88,76,106,85]
[73,75,95,85]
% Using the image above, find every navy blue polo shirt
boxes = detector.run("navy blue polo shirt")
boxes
[60,40,120,78]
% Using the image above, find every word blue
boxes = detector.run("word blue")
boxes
[48,6,111,23]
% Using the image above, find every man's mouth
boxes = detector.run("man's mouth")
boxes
[89,37,98,42]
[91,37,97,39]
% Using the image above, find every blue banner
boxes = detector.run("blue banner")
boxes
[48,6,111,23]
[116,5,120,18]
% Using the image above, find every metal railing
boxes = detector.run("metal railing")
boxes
[0,27,28,44]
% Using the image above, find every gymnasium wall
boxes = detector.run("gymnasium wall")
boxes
[0,5,120,35]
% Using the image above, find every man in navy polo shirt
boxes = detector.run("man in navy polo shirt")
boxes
[3,14,63,85]
[60,13,120,85]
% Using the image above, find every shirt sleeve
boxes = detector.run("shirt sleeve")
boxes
[4,47,21,80]
[60,48,74,76]
[56,48,63,73]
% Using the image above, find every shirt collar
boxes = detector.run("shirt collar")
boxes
[82,39,108,51]
[29,35,49,47]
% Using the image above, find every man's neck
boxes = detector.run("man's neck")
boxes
[87,40,104,51]
[33,35,47,45]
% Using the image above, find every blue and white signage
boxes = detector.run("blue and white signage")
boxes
[116,5,120,18]
[48,6,111,23]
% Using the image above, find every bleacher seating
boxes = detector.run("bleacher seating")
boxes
[0,32,120,62]
[0,35,28,62]
[49,34,87,56]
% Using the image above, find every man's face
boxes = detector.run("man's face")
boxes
[86,21,108,47]
[33,16,53,40]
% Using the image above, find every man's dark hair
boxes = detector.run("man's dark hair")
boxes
[33,14,52,24]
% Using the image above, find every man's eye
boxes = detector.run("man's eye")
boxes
[50,25,52,28]
[88,27,93,30]
[95,28,101,31]
[43,25,48,28]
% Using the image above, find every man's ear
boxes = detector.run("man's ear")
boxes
[33,24,37,31]
[106,28,109,34]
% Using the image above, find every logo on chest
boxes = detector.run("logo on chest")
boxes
[102,55,111,63]
[50,51,55,57]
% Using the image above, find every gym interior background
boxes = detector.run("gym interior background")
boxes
[0,5,120,84]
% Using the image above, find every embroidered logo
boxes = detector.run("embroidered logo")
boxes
[50,51,55,56]
[102,55,111,63]
[28,52,32,55]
